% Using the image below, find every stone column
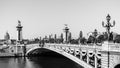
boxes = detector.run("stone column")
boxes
[80,51,82,60]
[101,41,110,68]
[80,49,82,60]
[23,44,26,57]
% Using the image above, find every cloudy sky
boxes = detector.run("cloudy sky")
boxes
[0,0,120,39]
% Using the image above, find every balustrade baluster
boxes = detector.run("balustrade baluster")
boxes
[95,53,97,68]
[87,51,89,64]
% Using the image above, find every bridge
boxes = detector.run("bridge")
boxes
[20,43,101,68]
[10,41,120,68]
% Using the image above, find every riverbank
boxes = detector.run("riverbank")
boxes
[0,53,15,57]
[0,53,25,57]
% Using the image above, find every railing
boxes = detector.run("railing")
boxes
[45,43,102,68]
[102,41,120,52]
[26,41,120,68]
[45,43,102,50]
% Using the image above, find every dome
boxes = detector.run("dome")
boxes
[4,32,10,40]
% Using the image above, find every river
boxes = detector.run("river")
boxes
[0,56,84,68]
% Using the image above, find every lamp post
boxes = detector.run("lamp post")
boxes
[93,29,98,68]
[102,14,115,40]
[102,14,115,68]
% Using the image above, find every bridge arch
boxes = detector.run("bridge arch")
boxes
[26,47,63,57]
[26,47,41,55]
[26,46,93,68]
[114,64,120,68]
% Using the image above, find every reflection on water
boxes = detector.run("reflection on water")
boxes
[0,57,83,68]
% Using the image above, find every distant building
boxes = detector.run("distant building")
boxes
[0,32,17,45]
[4,32,10,41]
[3,32,11,44]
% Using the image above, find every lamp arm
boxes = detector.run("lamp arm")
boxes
[102,21,106,27]
[110,20,115,27]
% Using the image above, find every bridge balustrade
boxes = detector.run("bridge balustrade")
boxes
[44,43,102,68]
[25,37,120,68]
[25,42,103,68]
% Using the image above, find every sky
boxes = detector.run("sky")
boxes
[0,0,120,39]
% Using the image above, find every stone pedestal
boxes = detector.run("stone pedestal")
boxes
[101,41,120,68]
[14,44,26,57]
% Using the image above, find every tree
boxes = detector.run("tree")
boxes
[34,38,39,43]
[96,32,114,43]
[79,31,83,39]
[54,34,57,43]
[60,33,64,43]
[80,37,87,44]
[97,35,104,43]
[87,35,96,43]
[68,32,72,43]
[70,39,78,44]
[79,31,83,44]
[114,35,120,43]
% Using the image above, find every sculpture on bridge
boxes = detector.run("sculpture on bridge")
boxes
[87,29,100,44]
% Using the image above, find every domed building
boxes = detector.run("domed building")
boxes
[4,32,11,44]
[4,32,10,41]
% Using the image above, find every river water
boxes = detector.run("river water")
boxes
[0,56,84,68]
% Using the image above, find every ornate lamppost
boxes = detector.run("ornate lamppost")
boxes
[63,24,69,43]
[102,14,115,40]
[102,14,115,68]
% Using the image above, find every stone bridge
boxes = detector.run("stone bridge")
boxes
[11,41,120,68]
[24,43,102,68]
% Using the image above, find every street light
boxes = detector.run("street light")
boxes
[102,14,115,68]
[102,14,115,37]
